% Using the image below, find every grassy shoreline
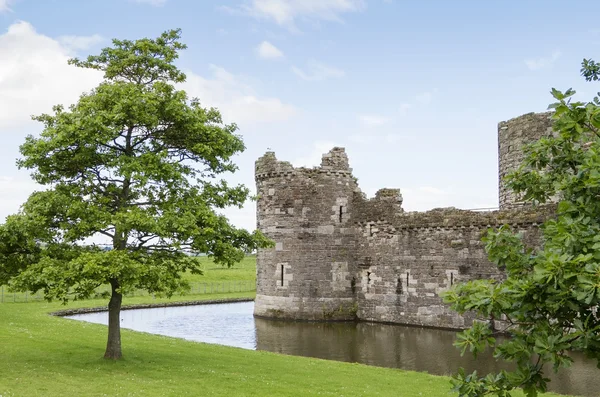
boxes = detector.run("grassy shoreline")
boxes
[0,292,570,397]
[50,296,255,316]
[0,259,572,396]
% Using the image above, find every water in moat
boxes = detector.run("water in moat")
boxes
[67,301,598,397]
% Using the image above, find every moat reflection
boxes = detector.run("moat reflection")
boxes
[68,302,598,397]
[256,318,599,397]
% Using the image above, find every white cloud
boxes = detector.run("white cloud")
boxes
[0,21,104,129]
[415,89,438,105]
[131,0,167,6]
[358,114,388,128]
[348,134,372,144]
[524,50,561,71]
[398,103,412,116]
[291,60,345,81]
[183,64,297,125]
[395,90,436,116]
[400,186,454,211]
[355,91,434,130]
[58,34,104,51]
[220,205,257,234]
[0,176,43,222]
[233,0,366,28]
[256,40,284,59]
[416,91,432,105]
[349,132,405,145]
[418,186,447,195]
[292,141,341,167]
[0,21,296,130]
[0,0,13,13]
[397,186,497,212]
[383,133,402,144]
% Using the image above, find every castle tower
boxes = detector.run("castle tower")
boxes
[253,148,359,320]
[498,111,554,209]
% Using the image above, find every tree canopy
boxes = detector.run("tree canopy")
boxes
[443,60,600,396]
[0,28,271,359]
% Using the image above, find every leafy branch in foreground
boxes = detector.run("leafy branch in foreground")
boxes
[443,60,600,396]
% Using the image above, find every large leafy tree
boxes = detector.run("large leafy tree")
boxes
[443,60,600,396]
[1,29,271,360]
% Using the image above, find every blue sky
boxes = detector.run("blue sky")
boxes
[1,0,600,232]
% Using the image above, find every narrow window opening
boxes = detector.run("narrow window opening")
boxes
[396,277,403,295]
[280,264,284,286]
[450,272,454,286]
[339,206,343,223]
[406,272,409,288]
[369,224,373,237]
[367,271,371,284]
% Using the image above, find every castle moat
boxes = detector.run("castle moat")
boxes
[67,301,599,397]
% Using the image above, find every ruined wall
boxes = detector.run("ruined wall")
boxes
[498,111,554,209]
[352,204,551,329]
[255,111,557,329]
[254,148,359,321]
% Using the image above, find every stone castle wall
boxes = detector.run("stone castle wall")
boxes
[498,111,554,209]
[352,203,551,328]
[254,111,556,329]
[254,148,358,320]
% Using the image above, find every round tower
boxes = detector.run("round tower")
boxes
[498,111,554,209]
[254,147,359,321]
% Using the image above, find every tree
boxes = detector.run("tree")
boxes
[2,29,272,360]
[443,60,600,396]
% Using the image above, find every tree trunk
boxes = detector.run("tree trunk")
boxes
[104,278,123,360]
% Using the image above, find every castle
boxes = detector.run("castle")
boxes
[253,111,556,329]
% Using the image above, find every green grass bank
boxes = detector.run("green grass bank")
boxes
[0,257,571,396]
[0,296,569,397]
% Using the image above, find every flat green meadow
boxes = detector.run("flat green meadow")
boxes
[0,257,571,397]
[1,255,257,303]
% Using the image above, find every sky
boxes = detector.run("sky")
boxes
[1,0,600,234]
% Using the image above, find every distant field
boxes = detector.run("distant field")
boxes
[182,254,257,282]
[0,255,258,303]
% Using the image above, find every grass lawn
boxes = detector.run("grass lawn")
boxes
[182,255,257,282]
[1,255,257,303]
[0,292,571,397]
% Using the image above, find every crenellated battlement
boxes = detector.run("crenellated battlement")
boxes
[389,205,553,230]
[255,170,354,182]
[255,149,356,184]
[254,111,556,329]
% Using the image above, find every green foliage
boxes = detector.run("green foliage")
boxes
[443,59,600,396]
[580,59,600,105]
[0,29,272,357]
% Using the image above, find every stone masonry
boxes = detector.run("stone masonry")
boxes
[254,111,556,329]
[498,111,554,209]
